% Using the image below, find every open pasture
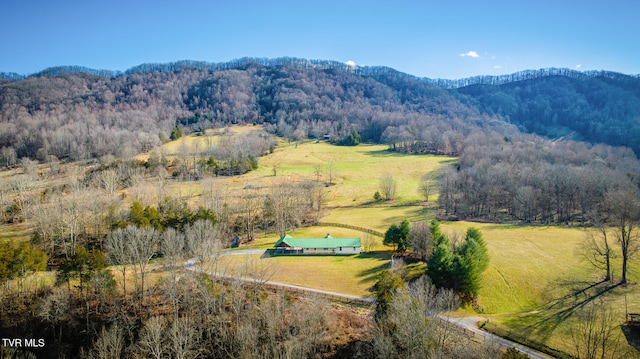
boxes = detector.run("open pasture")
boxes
[438,221,640,357]
[145,138,451,223]
[255,141,452,207]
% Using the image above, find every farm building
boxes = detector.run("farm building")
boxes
[274,234,361,255]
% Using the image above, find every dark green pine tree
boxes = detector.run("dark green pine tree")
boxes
[397,219,410,252]
[454,227,489,300]
[383,224,401,251]
[374,269,405,319]
[384,219,411,252]
[426,227,454,288]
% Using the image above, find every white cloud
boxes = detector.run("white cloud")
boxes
[460,51,480,58]
[345,60,357,68]
[493,65,502,69]
[576,64,582,69]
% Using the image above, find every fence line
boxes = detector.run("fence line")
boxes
[435,317,476,338]
[317,222,384,237]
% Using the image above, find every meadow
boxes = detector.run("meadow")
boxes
[164,129,638,357]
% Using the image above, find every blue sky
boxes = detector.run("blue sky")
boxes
[1,0,638,79]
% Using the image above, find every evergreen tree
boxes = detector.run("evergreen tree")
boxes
[454,228,490,299]
[0,241,47,281]
[425,222,489,301]
[398,219,410,252]
[384,219,411,252]
[463,227,489,273]
[429,219,446,244]
[129,201,151,228]
[426,231,454,289]
[383,224,401,251]
[56,246,109,294]
[374,269,405,319]
[170,127,182,141]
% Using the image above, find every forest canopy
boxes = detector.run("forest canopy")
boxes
[2,58,639,163]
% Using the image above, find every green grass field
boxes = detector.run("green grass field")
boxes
[256,141,452,207]
[439,222,640,356]
[194,136,640,357]
[213,251,390,297]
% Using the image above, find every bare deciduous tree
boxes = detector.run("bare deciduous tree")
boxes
[97,169,120,197]
[84,324,124,359]
[161,228,185,316]
[362,233,378,253]
[270,179,307,237]
[604,189,640,284]
[419,172,435,202]
[380,173,397,200]
[371,277,461,359]
[1,146,17,168]
[238,189,262,242]
[108,226,158,309]
[137,316,166,359]
[569,300,621,359]
[105,228,134,298]
[327,159,336,185]
[580,226,614,282]
[131,227,158,309]
[409,221,432,262]
[37,286,72,341]
[169,316,200,359]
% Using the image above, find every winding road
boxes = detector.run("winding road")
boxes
[185,250,554,359]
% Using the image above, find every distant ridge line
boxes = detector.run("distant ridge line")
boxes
[425,68,640,89]
[1,57,637,88]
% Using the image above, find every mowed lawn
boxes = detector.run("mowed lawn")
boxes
[214,252,390,297]
[321,205,433,233]
[217,227,391,297]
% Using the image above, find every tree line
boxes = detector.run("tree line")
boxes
[438,131,640,225]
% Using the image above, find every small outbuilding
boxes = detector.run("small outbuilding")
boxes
[274,234,361,255]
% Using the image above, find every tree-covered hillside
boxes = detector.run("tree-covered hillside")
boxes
[455,70,640,154]
[1,58,639,163]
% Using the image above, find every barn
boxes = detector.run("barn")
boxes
[274,234,362,255]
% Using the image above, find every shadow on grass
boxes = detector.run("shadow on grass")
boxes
[503,280,622,342]
[354,252,392,287]
[356,252,392,260]
[356,263,390,279]
[362,149,402,157]
[621,324,640,351]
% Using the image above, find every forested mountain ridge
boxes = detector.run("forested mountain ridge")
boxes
[1,57,640,162]
[456,72,640,152]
